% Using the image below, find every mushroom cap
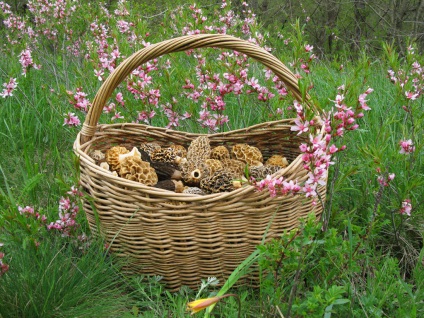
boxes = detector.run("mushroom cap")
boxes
[169,144,187,158]
[150,147,178,163]
[106,146,129,171]
[266,155,289,168]
[200,170,235,193]
[231,143,263,165]
[187,136,211,161]
[205,159,224,175]
[90,149,105,162]
[249,165,282,180]
[119,157,158,186]
[210,146,230,160]
[220,159,246,179]
[180,160,210,186]
[139,142,161,155]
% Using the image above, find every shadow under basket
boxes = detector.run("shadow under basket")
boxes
[73,34,327,290]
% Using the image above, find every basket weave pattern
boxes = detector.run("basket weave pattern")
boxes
[74,34,326,289]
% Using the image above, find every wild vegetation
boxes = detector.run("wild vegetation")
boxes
[0,0,423,317]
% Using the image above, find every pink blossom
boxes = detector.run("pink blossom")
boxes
[63,112,81,126]
[291,118,309,135]
[400,199,412,216]
[0,78,18,98]
[115,92,125,106]
[18,205,35,215]
[0,247,9,276]
[111,112,124,121]
[405,91,419,100]
[94,69,104,81]
[305,44,313,52]
[303,183,317,197]
[399,139,415,154]
[19,48,40,75]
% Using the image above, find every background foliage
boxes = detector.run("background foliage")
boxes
[0,0,423,317]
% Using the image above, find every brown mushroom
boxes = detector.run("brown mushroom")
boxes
[119,157,158,186]
[200,170,236,194]
[106,146,129,172]
[231,143,263,165]
[210,145,230,160]
[266,155,289,168]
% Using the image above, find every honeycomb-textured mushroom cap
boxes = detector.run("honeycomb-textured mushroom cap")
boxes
[249,165,281,180]
[182,187,205,195]
[232,144,263,165]
[150,147,178,163]
[266,155,289,168]
[180,160,210,186]
[90,149,105,162]
[119,157,158,186]
[106,146,129,171]
[205,159,223,175]
[139,142,161,155]
[200,170,235,194]
[169,144,187,158]
[220,159,246,178]
[210,146,230,160]
[187,136,211,161]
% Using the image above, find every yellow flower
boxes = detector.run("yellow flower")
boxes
[186,296,222,314]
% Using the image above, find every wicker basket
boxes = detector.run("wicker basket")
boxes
[73,34,326,290]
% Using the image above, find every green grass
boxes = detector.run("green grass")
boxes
[0,0,423,317]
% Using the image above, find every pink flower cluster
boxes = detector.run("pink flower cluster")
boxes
[63,112,81,127]
[399,139,415,154]
[0,78,18,98]
[332,86,373,137]
[47,186,83,237]
[66,88,91,112]
[0,243,8,277]
[18,205,47,222]
[254,175,301,198]
[400,199,412,216]
[19,48,41,75]
[376,169,395,187]
[255,85,373,203]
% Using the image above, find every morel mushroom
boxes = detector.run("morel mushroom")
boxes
[169,144,187,158]
[266,155,289,168]
[106,146,129,172]
[180,136,212,186]
[119,157,158,186]
[90,149,105,163]
[205,159,223,176]
[231,143,263,165]
[210,145,230,160]
[200,170,236,194]
[139,142,161,155]
[220,159,246,179]
[181,160,210,186]
[186,136,211,161]
[249,164,281,180]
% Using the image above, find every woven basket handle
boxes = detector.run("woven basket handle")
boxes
[80,34,314,143]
